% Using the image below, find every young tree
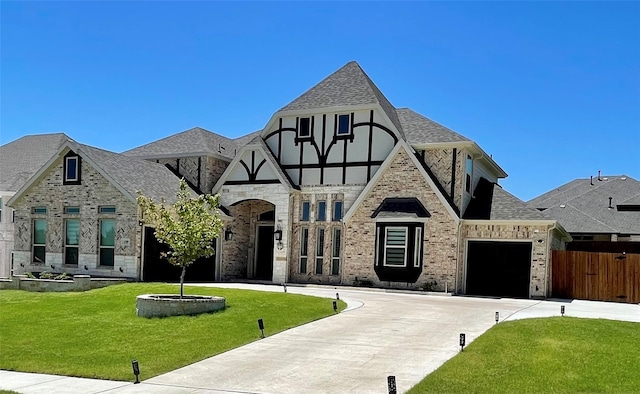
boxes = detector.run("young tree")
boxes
[137,179,223,299]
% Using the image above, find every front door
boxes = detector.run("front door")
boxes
[255,225,274,280]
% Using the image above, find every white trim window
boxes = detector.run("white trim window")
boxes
[331,227,341,275]
[298,117,311,138]
[65,156,79,182]
[32,219,47,264]
[317,200,326,221]
[299,227,309,274]
[99,219,115,267]
[315,227,325,274]
[64,219,80,265]
[383,227,407,267]
[414,227,422,268]
[337,114,351,135]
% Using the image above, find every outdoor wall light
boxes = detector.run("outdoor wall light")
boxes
[138,220,143,227]
[50,264,55,270]
[84,265,88,270]
[131,359,140,384]
[224,228,234,241]
[273,226,283,241]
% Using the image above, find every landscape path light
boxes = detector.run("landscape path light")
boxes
[459,333,466,351]
[131,359,140,384]
[387,375,397,394]
[258,318,265,338]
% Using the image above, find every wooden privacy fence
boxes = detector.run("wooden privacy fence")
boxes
[552,250,640,304]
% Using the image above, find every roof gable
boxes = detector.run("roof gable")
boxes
[278,61,404,136]
[9,141,193,207]
[0,133,71,192]
[344,139,459,223]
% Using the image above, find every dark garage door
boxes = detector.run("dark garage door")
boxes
[466,241,532,298]
[143,227,216,283]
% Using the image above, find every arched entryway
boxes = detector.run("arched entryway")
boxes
[222,199,276,281]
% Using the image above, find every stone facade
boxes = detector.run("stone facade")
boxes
[343,147,459,290]
[218,183,291,283]
[419,147,466,214]
[11,155,141,279]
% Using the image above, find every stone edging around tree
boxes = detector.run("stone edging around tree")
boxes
[136,294,226,318]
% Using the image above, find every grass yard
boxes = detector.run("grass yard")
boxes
[0,283,345,381]
[409,317,640,393]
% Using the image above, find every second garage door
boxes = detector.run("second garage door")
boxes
[466,241,532,298]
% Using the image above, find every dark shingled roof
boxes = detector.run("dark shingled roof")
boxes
[0,133,71,191]
[123,127,238,160]
[77,142,196,204]
[528,175,640,234]
[279,61,404,136]
[396,108,470,144]
[464,178,548,220]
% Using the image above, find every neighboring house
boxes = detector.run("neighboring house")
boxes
[0,134,70,277]
[7,140,191,280]
[4,61,572,299]
[528,174,640,252]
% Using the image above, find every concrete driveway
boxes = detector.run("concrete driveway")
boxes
[2,284,639,394]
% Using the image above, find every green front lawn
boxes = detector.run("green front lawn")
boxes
[409,317,640,393]
[0,283,345,381]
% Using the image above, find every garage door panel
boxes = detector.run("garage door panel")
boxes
[466,241,532,298]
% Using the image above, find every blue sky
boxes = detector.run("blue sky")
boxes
[2,1,639,201]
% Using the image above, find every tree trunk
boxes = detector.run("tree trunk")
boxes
[180,265,186,300]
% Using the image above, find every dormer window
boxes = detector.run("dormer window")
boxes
[64,152,81,185]
[298,117,311,138]
[337,114,350,135]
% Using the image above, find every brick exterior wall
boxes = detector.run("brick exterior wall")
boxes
[460,222,556,298]
[11,155,141,278]
[343,148,459,290]
[420,147,466,214]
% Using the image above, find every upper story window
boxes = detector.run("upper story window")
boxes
[465,155,473,193]
[301,201,310,222]
[32,207,47,215]
[64,152,81,185]
[98,206,116,214]
[298,117,311,138]
[332,201,343,221]
[337,114,351,135]
[317,201,326,221]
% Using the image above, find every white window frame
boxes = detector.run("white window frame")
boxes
[65,156,79,182]
[332,200,343,222]
[99,219,115,267]
[317,200,326,221]
[383,227,408,267]
[299,227,309,274]
[315,227,325,275]
[414,227,422,268]
[64,219,80,266]
[336,114,351,136]
[32,219,46,264]
[301,201,310,222]
[331,227,341,276]
[298,117,311,138]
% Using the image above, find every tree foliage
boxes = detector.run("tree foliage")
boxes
[137,179,223,298]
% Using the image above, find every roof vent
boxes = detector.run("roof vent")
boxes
[598,170,602,181]
[603,177,608,181]
[590,176,593,186]
[560,204,566,208]
[621,176,627,180]
[608,197,613,209]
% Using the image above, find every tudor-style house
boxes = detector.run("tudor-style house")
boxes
[3,61,571,299]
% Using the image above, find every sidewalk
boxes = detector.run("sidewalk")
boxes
[2,285,638,394]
